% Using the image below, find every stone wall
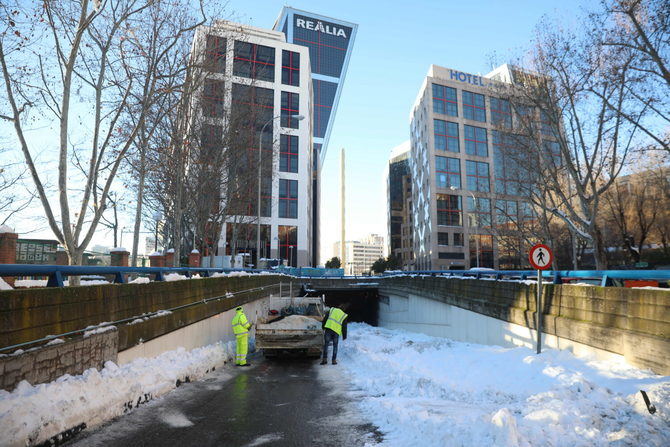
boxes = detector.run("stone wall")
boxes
[378,276,670,374]
[0,328,118,392]
[0,275,298,351]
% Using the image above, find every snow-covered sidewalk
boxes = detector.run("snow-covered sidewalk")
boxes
[0,342,235,446]
[341,323,670,447]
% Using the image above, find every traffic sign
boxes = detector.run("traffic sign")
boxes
[529,244,553,270]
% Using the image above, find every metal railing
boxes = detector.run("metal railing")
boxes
[2,264,670,288]
[380,269,670,287]
[0,264,265,287]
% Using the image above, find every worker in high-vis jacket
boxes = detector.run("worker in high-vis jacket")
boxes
[321,305,348,365]
[231,306,252,366]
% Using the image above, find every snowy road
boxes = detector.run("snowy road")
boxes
[340,324,670,446]
[69,356,381,447]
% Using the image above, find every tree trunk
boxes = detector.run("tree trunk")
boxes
[67,248,83,286]
[131,150,146,267]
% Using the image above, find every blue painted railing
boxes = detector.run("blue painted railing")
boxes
[0,264,264,287]
[1,264,669,288]
[382,269,670,287]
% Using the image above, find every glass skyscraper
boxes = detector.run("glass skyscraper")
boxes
[274,8,357,265]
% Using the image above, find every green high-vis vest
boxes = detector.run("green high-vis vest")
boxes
[232,310,250,336]
[324,307,347,336]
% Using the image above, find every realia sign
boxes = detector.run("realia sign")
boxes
[296,18,347,38]
[450,70,487,87]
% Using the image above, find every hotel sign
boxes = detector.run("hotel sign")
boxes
[450,70,487,87]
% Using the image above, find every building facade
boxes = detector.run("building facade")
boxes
[409,64,546,270]
[192,21,313,267]
[334,234,385,275]
[387,142,414,270]
[273,8,357,266]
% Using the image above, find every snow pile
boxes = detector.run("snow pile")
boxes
[0,277,12,290]
[164,273,188,282]
[14,279,48,288]
[263,315,321,330]
[129,276,151,284]
[109,247,127,253]
[0,342,235,446]
[340,324,670,447]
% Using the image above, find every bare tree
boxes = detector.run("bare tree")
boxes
[592,0,670,152]
[0,0,164,266]
[0,148,34,226]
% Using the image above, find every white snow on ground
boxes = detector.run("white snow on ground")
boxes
[0,277,12,290]
[129,276,151,284]
[341,324,670,447]
[0,342,235,446]
[13,279,111,288]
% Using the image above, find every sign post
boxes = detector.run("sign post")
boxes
[529,244,553,354]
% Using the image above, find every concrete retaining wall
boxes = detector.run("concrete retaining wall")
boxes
[117,297,271,364]
[0,328,118,391]
[378,277,670,374]
[0,275,298,351]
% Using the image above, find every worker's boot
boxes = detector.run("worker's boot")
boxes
[320,358,327,365]
[331,359,337,365]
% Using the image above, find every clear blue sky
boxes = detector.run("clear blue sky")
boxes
[226,0,583,263]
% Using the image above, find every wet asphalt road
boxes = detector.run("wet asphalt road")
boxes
[70,355,382,447]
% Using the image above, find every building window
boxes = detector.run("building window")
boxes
[202,79,225,118]
[225,224,270,259]
[540,110,557,137]
[281,50,300,86]
[469,234,494,268]
[432,84,458,117]
[293,14,351,77]
[453,233,464,246]
[204,35,226,73]
[463,91,486,122]
[233,41,275,82]
[436,156,461,189]
[490,97,512,128]
[467,196,492,228]
[279,179,298,218]
[543,140,561,166]
[278,225,297,267]
[231,83,274,125]
[434,119,459,152]
[436,194,462,226]
[466,160,490,192]
[281,91,300,128]
[495,200,518,227]
[464,125,488,157]
[280,134,298,173]
[438,232,449,246]
[515,104,534,130]
[493,131,529,195]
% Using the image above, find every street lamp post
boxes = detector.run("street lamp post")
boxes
[256,114,304,268]
[450,186,479,268]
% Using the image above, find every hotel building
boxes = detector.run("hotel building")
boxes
[409,64,549,270]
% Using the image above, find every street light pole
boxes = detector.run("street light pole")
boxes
[256,114,304,268]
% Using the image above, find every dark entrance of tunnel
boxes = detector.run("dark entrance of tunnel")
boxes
[305,286,379,326]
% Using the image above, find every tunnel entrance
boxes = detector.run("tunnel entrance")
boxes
[302,284,379,326]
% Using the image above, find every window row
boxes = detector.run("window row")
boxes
[431,83,560,135]
[434,120,488,157]
[205,36,301,87]
[435,194,535,228]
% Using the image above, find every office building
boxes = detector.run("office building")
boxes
[387,142,414,270]
[334,234,384,275]
[409,64,550,270]
[274,8,358,266]
[191,21,313,266]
